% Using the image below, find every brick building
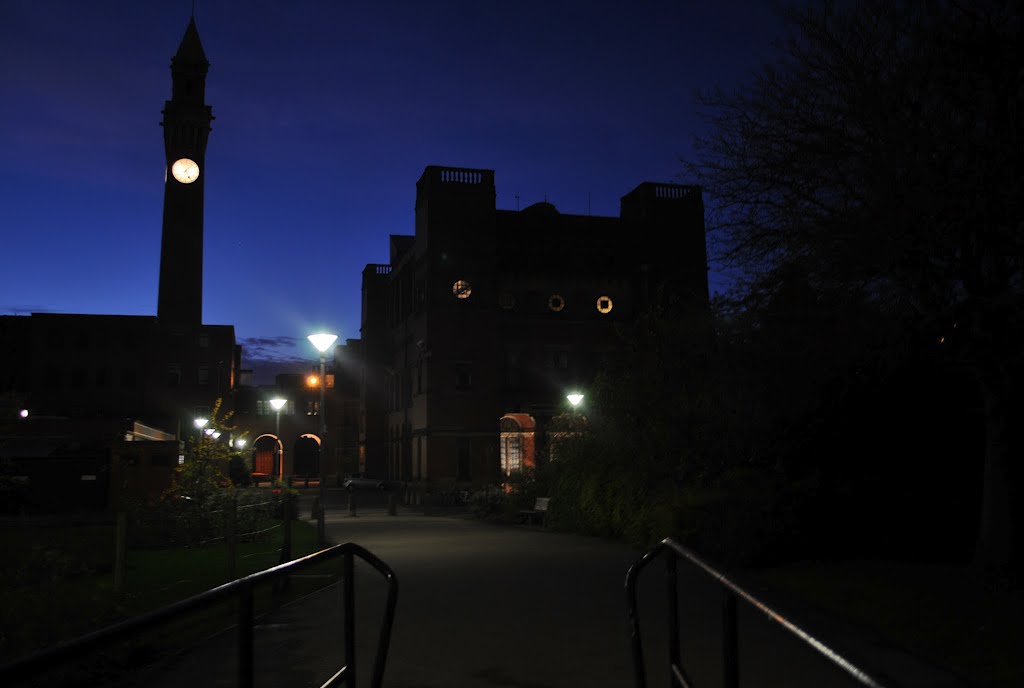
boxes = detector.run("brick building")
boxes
[358,166,708,497]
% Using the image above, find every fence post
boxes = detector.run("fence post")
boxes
[281,491,292,564]
[237,580,254,688]
[113,510,127,600]
[388,493,397,516]
[722,590,739,688]
[226,495,238,580]
[348,491,357,517]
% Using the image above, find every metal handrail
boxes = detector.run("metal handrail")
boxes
[625,537,890,688]
[0,542,398,688]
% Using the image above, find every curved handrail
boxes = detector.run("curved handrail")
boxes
[626,537,890,688]
[1,542,398,688]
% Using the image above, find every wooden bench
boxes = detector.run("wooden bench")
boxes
[519,497,550,527]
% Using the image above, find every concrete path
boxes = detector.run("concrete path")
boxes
[122,491,964,688]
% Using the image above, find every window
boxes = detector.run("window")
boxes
[499,292,515,310]
[452,279,472,299]
[198,334,209,347]
[596,295,614,314]
[167,364,181,388]
[505,349,520,386]
[501,436,522,476]
[95,368,108,389]
[548,294,565,312]
[197,366,209,386]
[256,400,266,415]
[554,350,569,370]
[455,362,472,390]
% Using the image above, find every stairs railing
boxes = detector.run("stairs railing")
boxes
[625,536,890,688]
[0,542,398,688]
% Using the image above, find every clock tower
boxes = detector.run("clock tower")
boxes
[157,17,214,326]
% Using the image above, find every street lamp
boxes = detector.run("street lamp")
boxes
[566,392,584,408]
[308,332,338,518]
[194,417,208,443]
[269,397,287,436]
[270,397,287,481]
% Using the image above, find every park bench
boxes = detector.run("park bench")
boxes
[519,497,550,527]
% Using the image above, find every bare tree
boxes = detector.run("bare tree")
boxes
[687,1,1023,571]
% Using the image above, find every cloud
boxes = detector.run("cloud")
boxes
[239,336,311,385]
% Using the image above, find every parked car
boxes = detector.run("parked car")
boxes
[342,472,387,492]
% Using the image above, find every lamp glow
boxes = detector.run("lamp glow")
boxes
[269,398,287,411]
[194,417,208,429]
[307,333,338,353]
[566,393,584,407]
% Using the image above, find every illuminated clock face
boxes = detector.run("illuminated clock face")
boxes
[452,280,472,299]
[170,158,200,184]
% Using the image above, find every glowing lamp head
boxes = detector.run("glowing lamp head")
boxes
[269,398,287,412]
[19,409,29,418]
[566,392,584,408]
[234,439,246,449]
[194,417,208,429]
[308,333,338,353]
[307,375,320,387]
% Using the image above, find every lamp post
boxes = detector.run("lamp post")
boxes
[307,333,338,523]
[270,397,287,480]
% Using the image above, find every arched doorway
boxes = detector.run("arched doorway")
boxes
[499,414,536,480]
[293,434,321,484]
[252,434,282,485]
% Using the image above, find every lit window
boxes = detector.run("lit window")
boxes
[501,436,522,476]
[453,280,472,299]
[596,295,613,314]
[548,294,565,312]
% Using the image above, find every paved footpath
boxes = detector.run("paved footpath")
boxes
[124,494,964,688]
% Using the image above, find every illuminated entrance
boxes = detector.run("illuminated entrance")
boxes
[499,414,536,479]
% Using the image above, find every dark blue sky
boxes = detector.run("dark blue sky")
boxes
[1,1,789,381]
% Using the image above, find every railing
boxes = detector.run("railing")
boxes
[625,537,890,688]
[1,542,399,688]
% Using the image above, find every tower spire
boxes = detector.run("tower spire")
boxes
[157,17,214,326]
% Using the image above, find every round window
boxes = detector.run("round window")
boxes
[596,295,613,314]
[452,280,472,299]
[548,294,565,312]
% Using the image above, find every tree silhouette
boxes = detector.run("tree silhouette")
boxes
[686,0,1023,571]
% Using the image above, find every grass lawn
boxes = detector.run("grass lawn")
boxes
[745,559,1024,688]
[0,515,336,671]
